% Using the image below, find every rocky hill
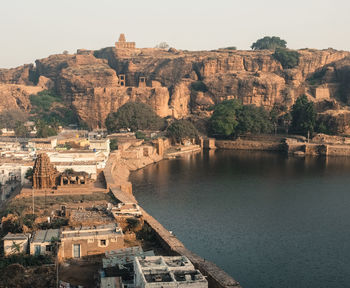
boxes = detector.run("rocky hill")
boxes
[0,45,349,129]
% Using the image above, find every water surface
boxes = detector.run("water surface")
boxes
[131,150,350,288]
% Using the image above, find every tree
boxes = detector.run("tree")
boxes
[209,100,273,138]
[235,105,273,135]
[290,95,316,136]
[166,120,198,143]
[273,48,299,69]
[105,102,165,133]
[155,42,170,49]
[251,36,287,50]
[209,100,241,137]
[25,168,33,181]
[35,121,57,138]
[14,122,28,137]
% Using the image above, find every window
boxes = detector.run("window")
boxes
[46,245,52,252]
[100,239,106,246]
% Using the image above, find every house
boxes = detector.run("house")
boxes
[111,203,142,218]
[134,256,208,288]
[89,138,110,154]
[28,137,57,150]
[2,233,31,256]
[30,229,60,256]
[59,223,124,260]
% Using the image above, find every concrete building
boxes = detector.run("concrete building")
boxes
[28,137,57,151]
[59,224,124,260]
[89,138,110,154]
[0,163,32,185]
[134,256,207,288]
[46,150,108,180]
[30,229,60,256]
[103,246,154,268]
[2,233,31,256]
[111,203,142,218]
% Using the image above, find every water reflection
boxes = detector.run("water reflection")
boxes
[131,150,350,288]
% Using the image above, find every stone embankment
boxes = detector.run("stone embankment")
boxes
[104,143,242,288]
[204,135,350,157]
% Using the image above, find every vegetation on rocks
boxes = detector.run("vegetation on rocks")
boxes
[273,48,300,69]
[251,36,287,50]
[209,100,273,138]
[29,90,80,129]
[166,120,198,143]
[105,102,165,133]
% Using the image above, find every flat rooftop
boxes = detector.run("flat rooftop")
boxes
[32,229,60,243]
[3,233,30,241]
[61,223,122,239]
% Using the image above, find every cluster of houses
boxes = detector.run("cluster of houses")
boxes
[3,225,208,288]
[3,223,124,260]
[0,129,111,188]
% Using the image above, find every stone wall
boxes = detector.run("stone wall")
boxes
[215,139,282,151]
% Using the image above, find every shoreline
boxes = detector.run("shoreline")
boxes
[104,146,242,288]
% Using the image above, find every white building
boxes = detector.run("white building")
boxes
[46,150,108,180]
[28,137,57,151]
[89,139,110,154]
[0,163,32,185]
[134,256,208,288]
[2,233,31,256]
[30,229,60,256]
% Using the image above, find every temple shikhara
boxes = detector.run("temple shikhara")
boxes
[32,153,59,189]
[115,33,135,49]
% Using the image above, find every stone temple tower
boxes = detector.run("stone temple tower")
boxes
[115,33,136,49]
[32,153,58,189]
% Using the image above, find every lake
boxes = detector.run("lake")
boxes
[130,150,350,288]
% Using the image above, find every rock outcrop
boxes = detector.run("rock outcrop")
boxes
[0,46,349,128]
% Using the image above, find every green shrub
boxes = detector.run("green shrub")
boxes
[135,131,149,140]
[221,46,237,50]
[273,48,299,69]
[30,90,61,112]
[109,139,118,151]
[191,81,208,92]
[166,120,198,143]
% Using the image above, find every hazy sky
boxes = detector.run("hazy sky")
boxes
[1,0,349,68]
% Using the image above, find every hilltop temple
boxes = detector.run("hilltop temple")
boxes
[115,33,135,49]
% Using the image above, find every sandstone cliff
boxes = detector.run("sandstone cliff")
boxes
[0,46,349,129]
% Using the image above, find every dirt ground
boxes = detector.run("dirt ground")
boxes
[59,260,102,288]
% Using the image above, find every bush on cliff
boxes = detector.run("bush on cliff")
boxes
[209,100,273,138]
[105,102,165,133]
[290,95,316,136]
[251,36,287,50]
[166,120,198,143]
[273,48,299,69]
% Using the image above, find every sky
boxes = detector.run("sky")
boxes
[1,0,349,68]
